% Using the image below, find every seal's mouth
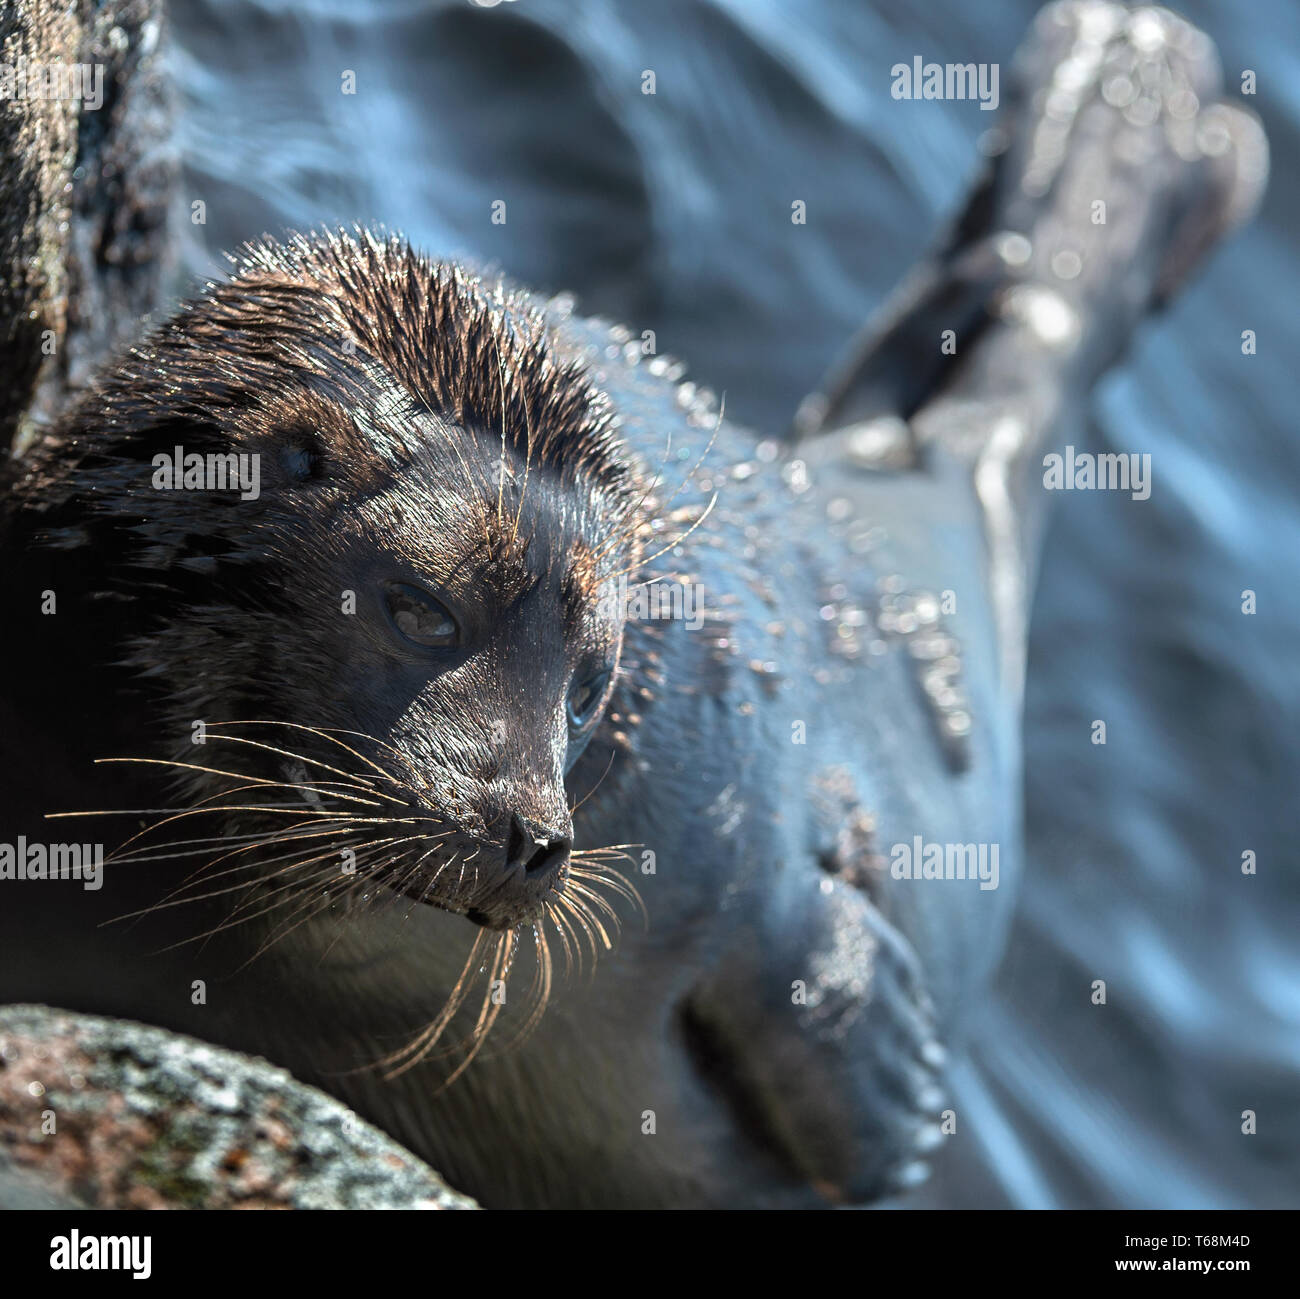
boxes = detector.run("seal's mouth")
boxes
[357,825,573,931]
[282,757,573,929]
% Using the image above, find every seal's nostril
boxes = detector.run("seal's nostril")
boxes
[506,814,530,868]
[506,814,571,876]
[524,837,571,876]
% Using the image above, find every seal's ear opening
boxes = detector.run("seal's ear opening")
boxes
[279,427,326,483]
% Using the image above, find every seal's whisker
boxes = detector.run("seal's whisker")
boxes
[124,849,343,931]
[568,853,646,919]
[565,889,611,968]
[208,720,427,796]
[360,833,461,923]
[569,858,641,886]
[602,490,719,585]
[563,891,615,955]
[151,834,373,928]
[93,757,389,808]
[373,927,494,1079]
[311,836,456,965]
[485,922,554,1055]
[438,929,515,1086]
[418,848,460,902]
[50,803,407,906]
[207,835,408,952]
[545,892,581,979]
[224,868,365,968]
[445,927,521,1073]
[570,881,645,926]
[149,859,340,955]
[462,845,483,897]
[236,837,433,966]
[563,894,600,973]
[108,814,378,875]
[481,921,554,1057]
[529,922,555,1036]
[136,820,431,949]
[198,729,410,802]
[569,749,617,817]
[148,830,423,925]
[45,806,231,819]
[55,751,373,857]
[404,842,451,909]
[102,829,295,864]
[267,723,429,792]
[312,837,454,962]
[563,879,621,938]
[112,826,377,919]
[103,825,363,937]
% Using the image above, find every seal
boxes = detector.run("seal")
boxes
[0,1,1267,1207]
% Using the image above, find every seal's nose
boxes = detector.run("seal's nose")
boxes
[505,813,571,877]
[464,814,573,929]
[379,810,570,927]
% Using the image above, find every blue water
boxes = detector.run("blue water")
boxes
[169,0,1300,1207]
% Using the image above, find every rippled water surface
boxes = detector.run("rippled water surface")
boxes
[169,0,1299,1207]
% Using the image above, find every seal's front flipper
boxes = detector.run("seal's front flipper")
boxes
[681,879,948,1204]
[795,2,1267,453]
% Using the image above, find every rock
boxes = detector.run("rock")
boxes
[0,1004,477,1209]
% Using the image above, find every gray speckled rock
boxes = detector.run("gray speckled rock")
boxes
[0,1004,477,1209]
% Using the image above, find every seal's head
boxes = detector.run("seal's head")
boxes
[30,231,641,930]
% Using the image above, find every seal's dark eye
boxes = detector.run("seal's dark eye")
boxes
[382,581,458,648]
[567,669,611,731]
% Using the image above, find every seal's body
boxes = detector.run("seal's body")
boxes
[0,1,1266,1207]
[1,234,1006,1203]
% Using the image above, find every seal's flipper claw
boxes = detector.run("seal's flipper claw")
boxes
[1152,98,1269,307]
